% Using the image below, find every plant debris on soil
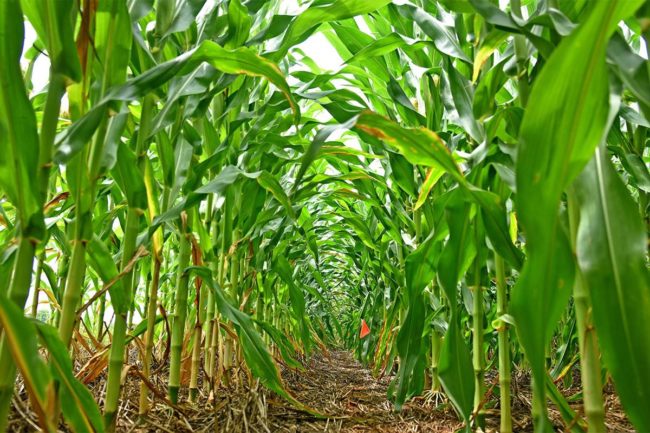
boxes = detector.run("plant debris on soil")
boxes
[8,349,635,432]
[266,350,462,433]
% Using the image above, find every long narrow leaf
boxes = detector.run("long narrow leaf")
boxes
[573,144,650,431]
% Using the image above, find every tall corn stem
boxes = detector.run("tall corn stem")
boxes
[471,255,485,427]
[53,253,69,328]
[203,215,220,387]
[138,178,167,417]
[224,230,241,381]
[138,106,167,418]
[189,298,203,402]
[168,211,193,403]
[208,251,226,390]
[511,0,529,106]
[0,66,66,431]
[495,254,512,433]
[59,236,89,347]
[58,2,119,347]
[189,208,205,402]
[430,328,441,392]
[138,256,162,416]
[96,293,106,342]
[104,89,153,427]
[568,188,605,433]
[30,251,45,317]
[103,209,140,429]
[0,238,37,428]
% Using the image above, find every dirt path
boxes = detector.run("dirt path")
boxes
[263,350,461,433]
[8,349,636,432]
[123,350,633,432]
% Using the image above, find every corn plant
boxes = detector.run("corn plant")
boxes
[0,1,649,432]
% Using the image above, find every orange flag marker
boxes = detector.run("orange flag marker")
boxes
[360,319,371,338]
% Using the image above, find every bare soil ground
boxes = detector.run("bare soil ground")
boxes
[8,349,635,432]
[265,350,462,433]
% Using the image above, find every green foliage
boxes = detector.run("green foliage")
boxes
[510,1,643,428]
[1,1,649,433]
[0,0,42,239]
[574,145,650,431]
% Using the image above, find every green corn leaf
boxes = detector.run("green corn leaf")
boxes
[256,172,296,220]
[346,33,429,65]
[111,142,148,210]
[187,266,308,410]
[414,166,445,211]
[467,0,554,59]
[128,0,154,21]
[294,119,358,190]
[472,30,508,83]
[573,144,650,432]
[388,153,418,197]
[126,315,164,344]
[437,196,475,307]
[392,296,426,410]
[96,0,133,88]
[254,319,304,370]
[248,15,294,45]
[100,108,130,174]
[87,236,129,315]
[545,375,587,433]
[0,298,55,432]
[225,0,252,48]
[56,41,299,164]
[404,234,437,297]
[387,76,426,126]
[393,4,471,64]
[275,0,393,56]
[0,0,43,239]
[179,42,299,120]
[438,315,474,430]
[434,195,475,427]
[473,58,509,118]
[339,212,378,251]
[354,111,464,182]
[392,233,438,409]
[466,187,523,270]
[148,67,211,138]
[20,0,81,81]
[174,166,296,222]
[607,33,650,111]
[170,138,194,204]
[34,321,105,433]
[345,111,521,273]
[274,256,311,352]
[156,0,205,38]
[510,0,643,429]
[442,60,485,144]
[196,166,258,194]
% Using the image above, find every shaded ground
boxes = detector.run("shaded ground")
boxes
[125,350,463,433]
[266,350,462,433]
[8,349,635,432]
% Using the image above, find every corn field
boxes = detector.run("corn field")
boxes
[1,0,649,432]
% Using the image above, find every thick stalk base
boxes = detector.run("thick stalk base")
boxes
[189,387,198,403]
[0,384,13,432]
[104,410,117,433]
[169,386,180,404]
[0,342,18,430]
